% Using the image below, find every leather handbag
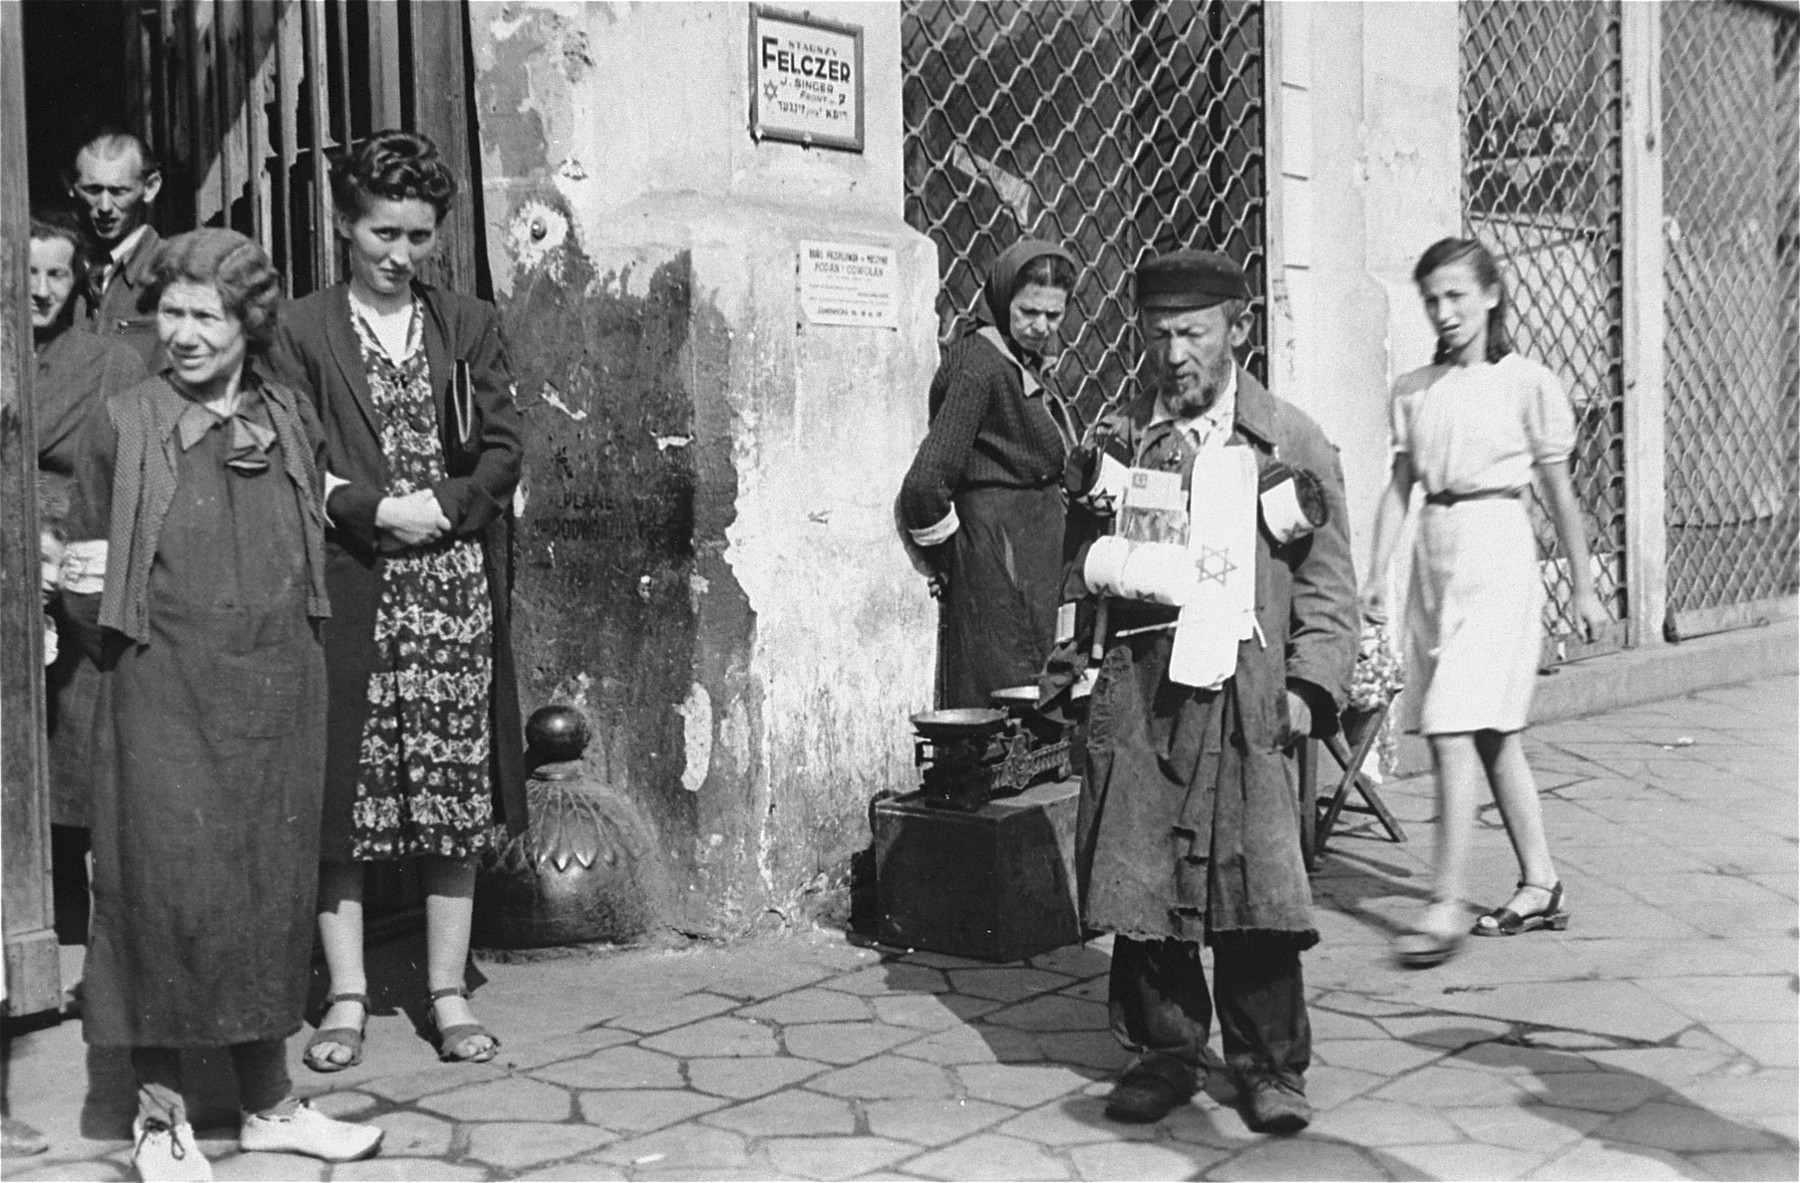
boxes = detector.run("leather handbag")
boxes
[444,357,478,477]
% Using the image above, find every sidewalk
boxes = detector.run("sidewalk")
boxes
[5,675,1794,1182]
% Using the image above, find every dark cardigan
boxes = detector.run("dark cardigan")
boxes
[898,331,1067,535]
[269,282,528,854]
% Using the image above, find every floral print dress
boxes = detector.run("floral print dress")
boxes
[349,302,495,859]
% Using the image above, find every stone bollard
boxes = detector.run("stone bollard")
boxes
[472,705,660,948]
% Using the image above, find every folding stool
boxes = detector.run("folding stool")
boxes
[1299,702,1406,872]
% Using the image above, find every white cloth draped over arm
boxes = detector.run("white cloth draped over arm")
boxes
[59,540,109,596]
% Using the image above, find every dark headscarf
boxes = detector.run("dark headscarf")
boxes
[977,238,1078,338]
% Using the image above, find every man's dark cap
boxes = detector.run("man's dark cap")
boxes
[1135,249,1250,311]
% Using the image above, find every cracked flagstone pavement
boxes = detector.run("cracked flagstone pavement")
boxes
[4,675,1794,1181]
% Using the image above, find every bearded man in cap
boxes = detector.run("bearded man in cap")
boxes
[1062,249,1356,1132]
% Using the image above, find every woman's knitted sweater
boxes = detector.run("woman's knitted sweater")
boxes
[899,331,1068,536]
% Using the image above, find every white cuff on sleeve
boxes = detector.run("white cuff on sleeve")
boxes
[323,471,350,526]
[60,540,108,595]
[908,504,960,548]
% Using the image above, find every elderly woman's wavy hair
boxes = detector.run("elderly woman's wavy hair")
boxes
[148,229,284,353]
[329,129,458,224]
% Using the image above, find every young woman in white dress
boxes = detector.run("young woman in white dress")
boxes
[1362,237,1608,967]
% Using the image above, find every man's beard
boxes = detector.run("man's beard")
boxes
[1163,348,1234,418]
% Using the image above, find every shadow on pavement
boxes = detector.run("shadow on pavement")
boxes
[1414,1027,1798,1179]
[1310,846,1431,938]
[1049,1079,1431,1182]
[70,930,495,1144]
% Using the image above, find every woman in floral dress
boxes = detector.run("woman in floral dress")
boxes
[271,130,525,1069]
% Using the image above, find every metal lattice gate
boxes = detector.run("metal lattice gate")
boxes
[1460,1,1628,661]
[1660,1,1800,638]
[901,1,1266,425]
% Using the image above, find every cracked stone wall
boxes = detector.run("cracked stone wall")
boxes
[470,2,940,936]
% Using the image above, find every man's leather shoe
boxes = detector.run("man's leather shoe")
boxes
[1242,1076,1312,1134]
[1103,1060,1195,1123]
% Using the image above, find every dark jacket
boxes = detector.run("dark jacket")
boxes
[35,324,147,527]
[36,325,146,828]
[269,282,528,850]
[85,225,163,368]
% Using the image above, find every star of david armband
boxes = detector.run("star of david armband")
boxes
[1259,461,1328,545]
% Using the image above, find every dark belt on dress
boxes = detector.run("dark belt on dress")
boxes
[1424,486,1525,507]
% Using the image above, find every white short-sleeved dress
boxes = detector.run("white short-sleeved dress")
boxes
[1389,353,1576,734]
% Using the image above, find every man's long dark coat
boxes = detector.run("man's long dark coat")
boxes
[1074,367,1357,946]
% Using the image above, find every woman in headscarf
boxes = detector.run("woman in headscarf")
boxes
[60,228,382,1180]
[899,239,1081,707]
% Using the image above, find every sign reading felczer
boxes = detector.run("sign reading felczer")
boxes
[750,7,864,152]
[799,241,897,328]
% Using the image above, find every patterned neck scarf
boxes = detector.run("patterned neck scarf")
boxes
[174,386,277,474]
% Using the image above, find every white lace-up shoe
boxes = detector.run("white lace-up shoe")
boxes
[131,1116,213,1182]
[238,1100,382,1162]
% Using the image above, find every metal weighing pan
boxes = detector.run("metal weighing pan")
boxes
[909,707,1007,739]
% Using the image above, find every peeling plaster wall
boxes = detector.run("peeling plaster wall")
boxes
[470,2,938,934]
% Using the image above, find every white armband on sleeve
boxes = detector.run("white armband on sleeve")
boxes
[908,504,960,548]
[60,540,108,596]
[323,471,350,526]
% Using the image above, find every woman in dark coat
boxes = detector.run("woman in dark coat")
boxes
[62,228,382,1178]
[898,239,1081,707]
[269,130,525,1071]
[30,212,144,936]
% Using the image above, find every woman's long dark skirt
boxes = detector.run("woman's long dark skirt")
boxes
[939,483,1065,709]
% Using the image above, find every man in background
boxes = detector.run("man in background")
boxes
[67,129,164,365]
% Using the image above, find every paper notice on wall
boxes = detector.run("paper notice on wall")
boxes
[799,240,898,328]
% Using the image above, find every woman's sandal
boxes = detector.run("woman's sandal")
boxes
[303,992,369,1073]
[1472,881,1570,937]
[428,986,500,1063]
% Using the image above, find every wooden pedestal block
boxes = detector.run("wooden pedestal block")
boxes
[873,778,1082,963]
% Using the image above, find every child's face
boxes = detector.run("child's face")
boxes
[40,530,65,597]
